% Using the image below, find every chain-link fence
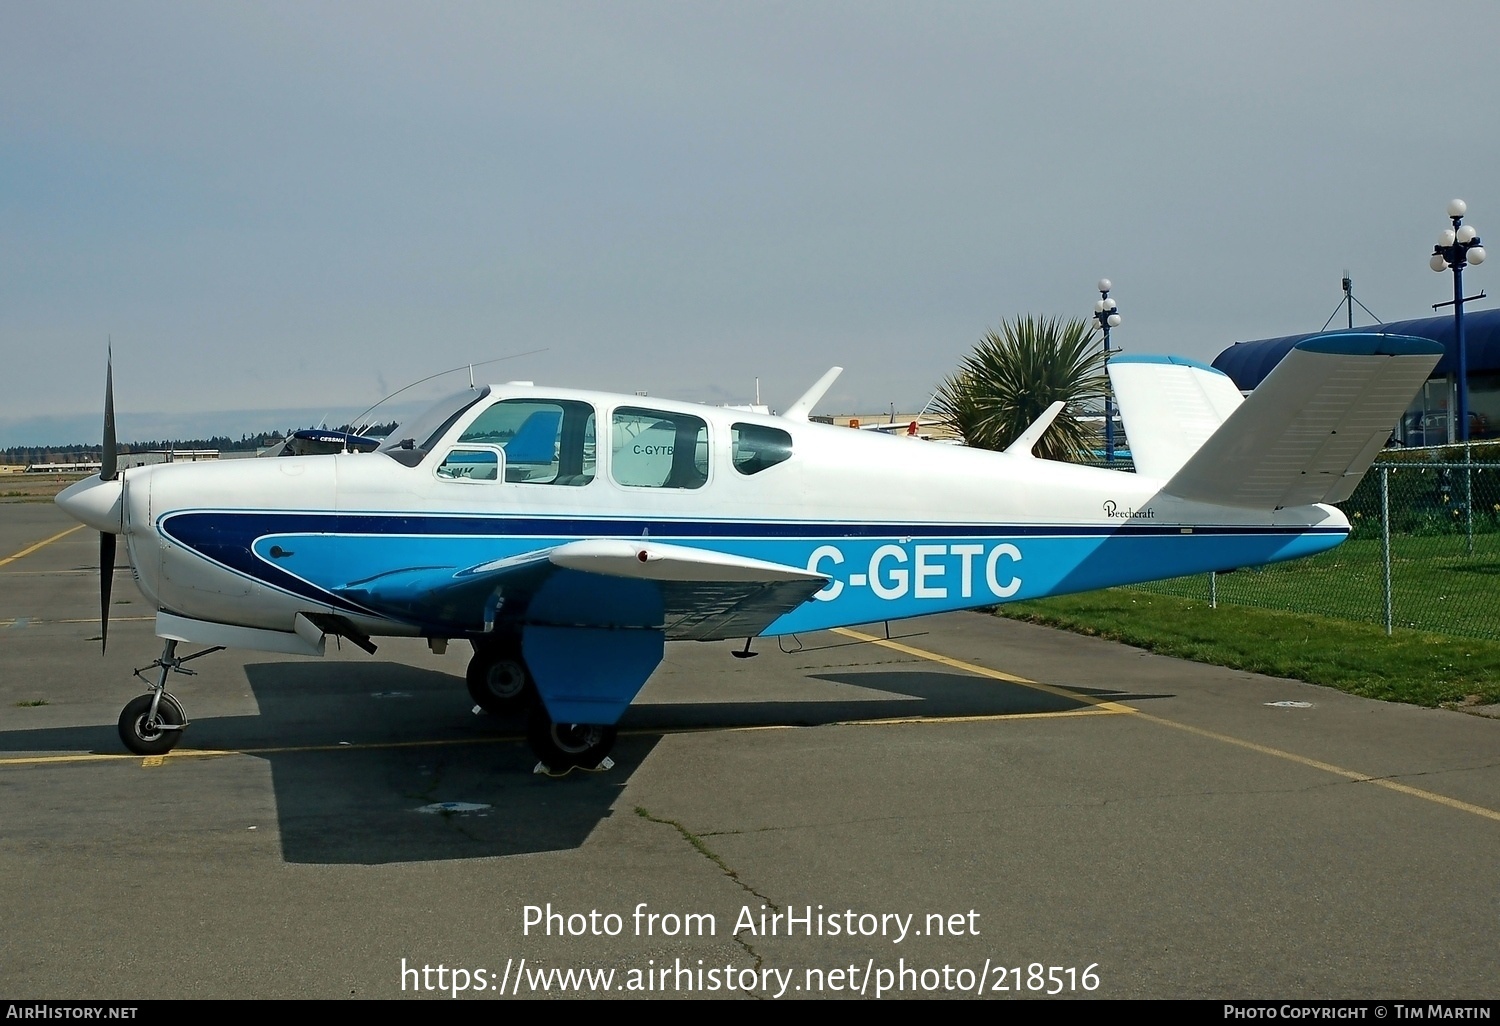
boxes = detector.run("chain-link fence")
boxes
[1131,448,1500,639]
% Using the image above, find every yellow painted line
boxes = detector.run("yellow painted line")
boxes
[0,612,153,630]
[1129,710,1500,824]
[9,623,1499,826]
[0,735,525,768]
[640,706,1129,738]
[832,626,1136,713]
[0,753,144,766]
[841,626,1500,825]
[0,525,84,568]
[0,705,1128,768]
[839,707,1127,726]
[226,736,524,757]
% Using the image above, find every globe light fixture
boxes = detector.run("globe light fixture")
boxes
[1093,279,1122,462]
[1431,200,1484,442]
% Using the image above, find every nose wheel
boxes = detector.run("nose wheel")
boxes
[118,692,186,755]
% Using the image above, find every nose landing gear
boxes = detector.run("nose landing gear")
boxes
[118,639,223,756]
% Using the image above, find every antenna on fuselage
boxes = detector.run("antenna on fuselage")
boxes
[782,367,843,422]
[347,348,548,435]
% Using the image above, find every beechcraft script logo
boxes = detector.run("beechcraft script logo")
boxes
[1103,500,1155,519]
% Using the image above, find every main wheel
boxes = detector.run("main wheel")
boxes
[526,711,617,773]
[466,646,535,716]
[118,693,186,756]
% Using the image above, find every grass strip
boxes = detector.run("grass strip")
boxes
[1133,532,1500,641]
[995,590,1500,708]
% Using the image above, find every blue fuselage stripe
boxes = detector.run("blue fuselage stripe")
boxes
[158,511,1347,633]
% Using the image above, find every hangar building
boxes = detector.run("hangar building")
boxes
[1213,308,1500,446]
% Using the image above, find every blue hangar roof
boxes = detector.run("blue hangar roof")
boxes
[1213,308,1500,391]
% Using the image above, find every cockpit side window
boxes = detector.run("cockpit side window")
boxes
[731,423,793,475]
[611,407,708,489]
[455,398,596,485]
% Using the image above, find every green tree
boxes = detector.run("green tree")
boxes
[934,314,1106,461]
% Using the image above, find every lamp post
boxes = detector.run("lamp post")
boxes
[1094,279,1122,462]
[1430,199,1486,443]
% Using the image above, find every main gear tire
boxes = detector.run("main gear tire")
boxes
[466,647,535,716]
[526,712,616,773]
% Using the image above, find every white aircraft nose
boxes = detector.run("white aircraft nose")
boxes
[56,475,124,534]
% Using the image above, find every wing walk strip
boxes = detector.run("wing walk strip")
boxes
[5,627,1499,825]
[832,627,1500,825]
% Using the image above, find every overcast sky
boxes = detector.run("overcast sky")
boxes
[4,1,1499,445]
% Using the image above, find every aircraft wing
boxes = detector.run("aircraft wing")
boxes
[333,539,829,641]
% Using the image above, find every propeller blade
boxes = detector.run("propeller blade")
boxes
[101,344,117,482]
[100,345,118,653]
[100,532,115,653]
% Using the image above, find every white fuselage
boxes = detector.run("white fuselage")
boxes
[76,383,1345,645]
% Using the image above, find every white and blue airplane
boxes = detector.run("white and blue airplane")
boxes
[56,334,1440,772]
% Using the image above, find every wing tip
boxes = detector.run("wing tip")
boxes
[1294,333,1445,358]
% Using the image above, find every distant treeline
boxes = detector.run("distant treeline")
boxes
[4,423,396,465]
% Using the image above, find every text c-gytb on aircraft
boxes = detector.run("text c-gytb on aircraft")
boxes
[56,335,1441,772]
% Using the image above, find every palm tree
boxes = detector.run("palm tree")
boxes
[934,314,1106,461]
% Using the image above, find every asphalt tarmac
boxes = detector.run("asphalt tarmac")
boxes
[2,500,1498,1000]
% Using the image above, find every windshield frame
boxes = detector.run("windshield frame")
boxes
[377,386,491,466]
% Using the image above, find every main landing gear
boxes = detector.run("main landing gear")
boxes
[467,635,616,773]
[117,639,222,756]
[466,635,536,716]
[114,633,621,773]
[527,715,617,775]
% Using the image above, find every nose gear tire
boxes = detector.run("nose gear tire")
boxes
[119,693,186,756]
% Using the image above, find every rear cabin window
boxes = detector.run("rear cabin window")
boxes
[731,423,793,475]
[611,408,708,489]
[447,398,596,485]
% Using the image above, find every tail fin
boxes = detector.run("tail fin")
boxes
[1108,355,1245,478]
[1159,335,1441,509]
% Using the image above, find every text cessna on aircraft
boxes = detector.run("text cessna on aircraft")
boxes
[56,335,1440,772]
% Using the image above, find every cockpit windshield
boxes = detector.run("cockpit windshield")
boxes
[377,387,491,467]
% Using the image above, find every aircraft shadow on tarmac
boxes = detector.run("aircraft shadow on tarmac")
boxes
[0,657,1165,866]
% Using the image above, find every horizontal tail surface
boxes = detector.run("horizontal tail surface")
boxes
[1160,334,1442,509]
